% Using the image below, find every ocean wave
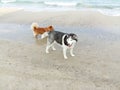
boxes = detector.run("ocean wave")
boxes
[1,0,120,9]
[44,2,77,7]
[98,9,120,16]
[0,0,120,16]
[1,0,16,3]
[0,0,44,4]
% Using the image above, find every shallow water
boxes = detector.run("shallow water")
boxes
[0,0,120,16]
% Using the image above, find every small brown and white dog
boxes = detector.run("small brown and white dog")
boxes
[31,22,54,38]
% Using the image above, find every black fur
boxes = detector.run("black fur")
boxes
[64,34,70,46]
[48,31,77,46]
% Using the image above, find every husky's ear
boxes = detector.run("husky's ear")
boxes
[70,33,77,38]
[73,34,77,38]
[66,34,69,38]
[73,34,78,41]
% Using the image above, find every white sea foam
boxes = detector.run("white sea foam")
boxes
[98,9,120,16]
[0,0,120,16]
[1,0,16,3]
[44,2,77,7]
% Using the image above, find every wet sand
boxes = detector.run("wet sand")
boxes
[0,8,120,90]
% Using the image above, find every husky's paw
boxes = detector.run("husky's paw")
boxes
[71,54,75,57]
[64,56,68,59]
[46,51,49,54]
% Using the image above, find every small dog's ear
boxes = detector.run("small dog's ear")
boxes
[49,26,53,28]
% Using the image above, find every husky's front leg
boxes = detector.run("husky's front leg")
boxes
[70,47,75,57]
[63,47,68,59]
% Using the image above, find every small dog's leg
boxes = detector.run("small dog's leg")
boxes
[70,48,75,57]
[41,32,48,39]
[34,34,38,39]
[63,48,68,59]
[33,32,37,38]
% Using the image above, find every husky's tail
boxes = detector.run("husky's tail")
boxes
[41,32,49,39]
[31,22,39,30]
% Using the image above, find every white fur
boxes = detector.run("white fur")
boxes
[31,22,39,30]
[62,35,76,59]
[41,32,48,39]
[31,22,39,38]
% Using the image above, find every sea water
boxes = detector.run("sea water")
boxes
[0,0,120,16]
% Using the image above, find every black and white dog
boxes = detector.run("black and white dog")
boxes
[41,31,78,59]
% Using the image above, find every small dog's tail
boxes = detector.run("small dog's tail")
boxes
[31,22,39,30]
[41,32,49,39]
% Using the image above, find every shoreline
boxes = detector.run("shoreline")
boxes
[0,8,120,27]
[0,7,22,16]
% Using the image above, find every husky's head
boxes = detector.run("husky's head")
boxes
[66,33,78,47]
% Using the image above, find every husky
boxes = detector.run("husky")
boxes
[41,31,78,59]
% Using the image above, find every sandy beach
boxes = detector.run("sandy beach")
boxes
[0,8,120,90]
